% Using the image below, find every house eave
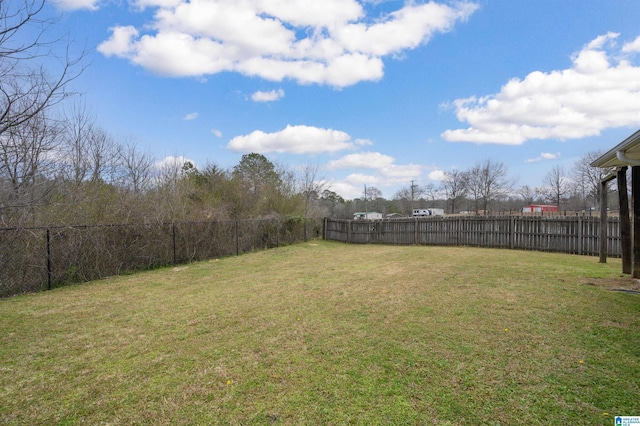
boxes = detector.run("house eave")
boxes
[590,128,640,169]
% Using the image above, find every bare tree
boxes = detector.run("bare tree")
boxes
[393,181,426,215]
[86,126,118,184]
[363,185,382,202]
[155,156,189,189]
[0,0,84,224]
[542,165,571,209]
[149,157,198,222]
[572,150,613,211]
[60,103,111,186]
[393,187,413,216]
[0,108,60,221]
[0,0,85,139]
[117,141,155,194]
[441,170,468,214]
[518,185,541,206]
[298,163,326,218]
[467,159,515,214]
[269,162,298,215]
[423,183,440,201]
[362,185,385,213]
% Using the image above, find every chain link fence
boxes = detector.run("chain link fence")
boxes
[1,217,321,298]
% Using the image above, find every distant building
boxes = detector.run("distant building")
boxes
[522,204,558,213]
[413,208,444,217]
[353,212,383,220]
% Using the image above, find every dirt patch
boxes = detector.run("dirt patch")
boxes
[581,277,640,292]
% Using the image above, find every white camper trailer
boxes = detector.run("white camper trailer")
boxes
[413,208,444,217]
[353,212,383,220]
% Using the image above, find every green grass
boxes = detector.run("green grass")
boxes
[1,241,639,425]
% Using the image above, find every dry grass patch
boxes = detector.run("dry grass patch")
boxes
[581,276,640,292]
[1,241,639,424]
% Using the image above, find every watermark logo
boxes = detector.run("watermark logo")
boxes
[616,416,640,426]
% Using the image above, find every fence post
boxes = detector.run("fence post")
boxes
[46,228,52,291]
[599,180,608,263]
[618,167,632,273]
[235,220,240,255]
[323,218,327,241]
[577,216,583,255]
[509,216,515,250]
[172,222,177,265]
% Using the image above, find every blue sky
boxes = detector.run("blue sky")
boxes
[47,0,640,198]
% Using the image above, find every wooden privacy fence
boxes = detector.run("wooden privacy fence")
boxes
[323,216,621,257]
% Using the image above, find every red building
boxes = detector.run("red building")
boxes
[522,204,558,213]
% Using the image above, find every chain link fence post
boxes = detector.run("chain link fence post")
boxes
[46,227,52,291]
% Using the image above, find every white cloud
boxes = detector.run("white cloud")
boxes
[355,138,373,147]
[98,26,140,58]
[227,124,355,154]
[136,0,183,9]
[211,129,222,138]
[52,0,99,10]
[380,164,424,184]
[155,155,196,170]
[326,180,362,200]
[327,152,395,169]
[526,152,560,163]
[183,112,199,120]
[345,173,379,185]
[259,0,364,29]
[622,35,640,54]
[98,0,478,87]
[428,170,446,181]
[442,33,640,144]
[327,151,424,191]
[336,2,478,57]
[251,89,285,102]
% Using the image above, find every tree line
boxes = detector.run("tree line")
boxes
[0,0,615,228]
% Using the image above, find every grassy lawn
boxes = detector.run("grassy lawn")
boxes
[1,241,639,425]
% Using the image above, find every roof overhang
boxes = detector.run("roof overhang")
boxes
[590,129,640,169]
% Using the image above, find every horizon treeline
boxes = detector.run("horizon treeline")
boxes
[0,105,619,227]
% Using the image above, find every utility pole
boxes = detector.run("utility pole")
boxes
[410,180,417,214]
[364,184,368,218]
